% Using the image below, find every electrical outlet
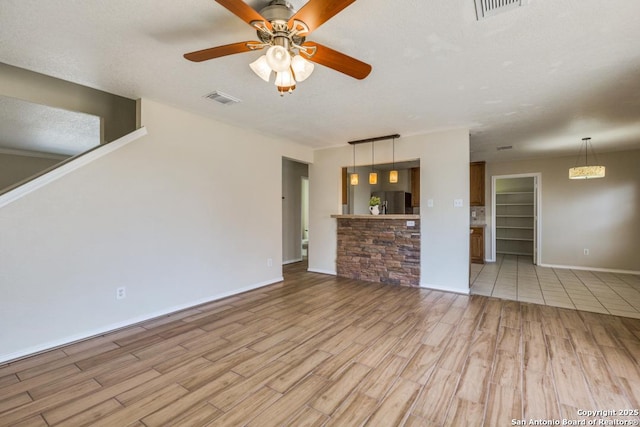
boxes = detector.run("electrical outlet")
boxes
[267,258,273,267]
[116,287,126,300]
[583,248,589,255]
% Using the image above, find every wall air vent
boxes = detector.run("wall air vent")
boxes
[204,91,241,105]
[475,0,524,20]
[497,145,513,151]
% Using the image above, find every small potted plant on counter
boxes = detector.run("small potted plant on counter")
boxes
[369,196,381,215]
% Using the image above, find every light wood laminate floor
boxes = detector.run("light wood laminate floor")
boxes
[1,262,640,426]
[471,255,640,319]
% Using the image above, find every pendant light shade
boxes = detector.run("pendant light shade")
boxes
[569,166,606,179]
[350,144,358,186]
[389,136,398,183]
[569,137,606,179]
[369,141,377,185]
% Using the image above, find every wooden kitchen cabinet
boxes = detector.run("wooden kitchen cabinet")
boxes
[411,167,420,207]
[470,161,485,206]
[470,226,485,264]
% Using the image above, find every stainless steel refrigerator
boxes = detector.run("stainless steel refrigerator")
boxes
[371,191,412,214]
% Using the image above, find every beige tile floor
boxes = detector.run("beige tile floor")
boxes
[470,254,640,319]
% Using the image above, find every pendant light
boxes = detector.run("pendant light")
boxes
[389,136,398,183]
[369,141,378,185]
[348,134,400,185]
[569,137,606,179]
[350,144,359,185]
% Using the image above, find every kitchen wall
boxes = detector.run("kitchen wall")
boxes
[310,129,470,293]
[485,149,640,272]
[0,98,313,363]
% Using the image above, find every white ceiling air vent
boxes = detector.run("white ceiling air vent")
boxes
[497,145,513,151]
[475,0,524,20]
[204,91,241,105]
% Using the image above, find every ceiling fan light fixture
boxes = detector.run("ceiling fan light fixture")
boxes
[265,45,291,72]
[291,54,314,82]
[249,55,272,82]
[184,0,373,96]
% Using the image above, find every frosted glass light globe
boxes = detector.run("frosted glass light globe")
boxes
[266,45,291,72]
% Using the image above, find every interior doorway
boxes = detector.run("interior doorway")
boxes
[301,176,309,259]
[282,158,309,265]
[491,173,541,264]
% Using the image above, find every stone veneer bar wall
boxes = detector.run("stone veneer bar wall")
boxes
[335,217,420,287]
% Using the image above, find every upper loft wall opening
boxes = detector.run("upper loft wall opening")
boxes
[0,62,137,194]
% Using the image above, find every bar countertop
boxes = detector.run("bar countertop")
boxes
[331,214,420,220]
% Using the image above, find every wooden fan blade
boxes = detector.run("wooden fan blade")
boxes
[289,0,356,34]
[302,42,371,80]
[215,0,271,29]
[184,41,259,62]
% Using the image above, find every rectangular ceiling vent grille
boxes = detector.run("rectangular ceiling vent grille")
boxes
[475,0,523,20]
[497,145,513,151]
[204,91,241,105]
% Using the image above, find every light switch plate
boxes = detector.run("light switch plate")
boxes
[427,199,434,208]
[454,199,463,208]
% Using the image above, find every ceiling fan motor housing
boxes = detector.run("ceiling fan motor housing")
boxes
[256,0,306,46]
[260,0,296,21]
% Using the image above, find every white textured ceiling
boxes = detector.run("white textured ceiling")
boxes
[1,0,640,161]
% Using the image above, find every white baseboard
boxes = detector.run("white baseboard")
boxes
[0,276,283,365]
[283,258,303,265]
[538,263,640,276]
[307,268,336,275]
[420,282,471,295]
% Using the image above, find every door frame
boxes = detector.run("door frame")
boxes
[490,173,542,264]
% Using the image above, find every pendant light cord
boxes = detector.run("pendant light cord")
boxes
[353,144,356,174]
[371,141,375,172]
[392,137,395,170]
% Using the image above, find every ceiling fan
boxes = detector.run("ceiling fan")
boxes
[184,0,372,95]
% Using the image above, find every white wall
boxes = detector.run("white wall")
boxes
[309,129,470,293]
[0,99,313,362]
[282,158,308,264]
[486,149,640,272]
